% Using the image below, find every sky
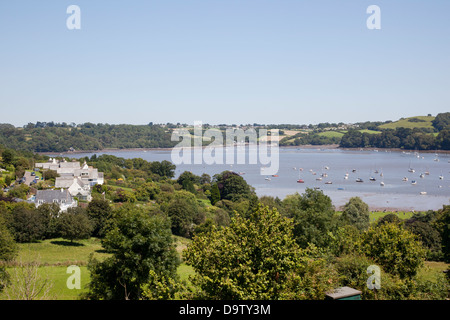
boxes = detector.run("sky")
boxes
[0,0,449,127]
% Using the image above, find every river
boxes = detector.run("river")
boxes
[52,147,450,211]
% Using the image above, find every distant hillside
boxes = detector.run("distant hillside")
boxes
[378,116,435,130]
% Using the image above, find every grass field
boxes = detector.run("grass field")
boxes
[317,131,345,138]
[378,116,435,130]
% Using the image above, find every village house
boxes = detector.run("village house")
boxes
[55,176,92,201]
[34,189,77,212]
[35,158,105,202]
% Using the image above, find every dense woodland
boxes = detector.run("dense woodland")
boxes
[0,113,449,152]
[0,144,449,300]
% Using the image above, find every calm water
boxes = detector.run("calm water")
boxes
[54,147,450,211]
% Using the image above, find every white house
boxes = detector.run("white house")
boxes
[55,176,92,201]
[34,189,77,212]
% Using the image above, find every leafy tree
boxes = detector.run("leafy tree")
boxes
[166,190,200,238]
[7,184,30,200]
[86,198,113,238]
[432,112,450,131]
[362,223,426,279]
[283,189,338,249]
[435,205,450,262]
[58,208,93,243]
[1,149,15,165]
[150,160,176,179]
[4,175,12,187]
[184,205,307,299]
[376,213,402,226]
[210,183,220,205]
[340,197,370,231]
[404,212,442,260]
[36,203,61,239]
[84,204,179,300]
[11,205,47,243]
[214,171,254,202]
[0,215,17,261]
[135,182,161,202]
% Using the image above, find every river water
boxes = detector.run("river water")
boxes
[54,147,450,211]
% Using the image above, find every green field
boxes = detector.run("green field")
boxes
[378,116,435,130]
[359,129,382,134]
[0,236,193,300]
[317,131,345,138]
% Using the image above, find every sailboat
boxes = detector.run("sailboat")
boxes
[297,171,304,183]
[380,181,385,187]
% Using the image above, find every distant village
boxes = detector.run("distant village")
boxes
[20,158,104,211]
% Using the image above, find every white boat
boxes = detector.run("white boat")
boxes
[325,181,332,185]
[370,177,376,181]
[408,168,415,173]
[402,177,408,182]
[439,175,444,180]
[265,177,271,181]
[419,173,424,179]
[420,192,427,195]
[324,166,330,170]
[380,182,385,187]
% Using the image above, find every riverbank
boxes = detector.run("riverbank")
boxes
[39,144,450,156]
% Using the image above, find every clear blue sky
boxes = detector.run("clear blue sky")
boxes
[0,0,449,126]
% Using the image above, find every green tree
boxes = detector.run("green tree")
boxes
[340,197,370,231]
[84,204,179,300]
[0,215,17,261]
[435,205,450,262]
[58,208,93,243]
[210,183,220,205]
[11,205,47,243]
[1,149,15,165]
[86,198,113,238]
[184,205,335,300]
[283,189,338,249]
[214,171,254,202]
[166,190,200,238]
[362,223,426,279]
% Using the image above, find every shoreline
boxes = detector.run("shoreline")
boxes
[39,144,450,156]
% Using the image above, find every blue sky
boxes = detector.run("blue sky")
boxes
[0,0,449,126]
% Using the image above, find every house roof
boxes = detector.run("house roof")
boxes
[35,189,74,203]
[55,177,87,189]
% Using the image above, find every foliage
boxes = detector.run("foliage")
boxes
[432,112,450,131]
[435,206,450,262]
[57,208,94,243]
[140,269,185,300]
[166,190,201,238]
[11,205,47,243]
[84,204,179,300]
[209,183,220,205]
[0,216,17,261]
[213,171,254,202]
[184,205,335,300]
[361,223,427,279]
[283,189,338,249]
[340,197,370,231]
[86,198,113,238]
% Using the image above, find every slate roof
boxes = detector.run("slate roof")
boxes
[35,189,74,204]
